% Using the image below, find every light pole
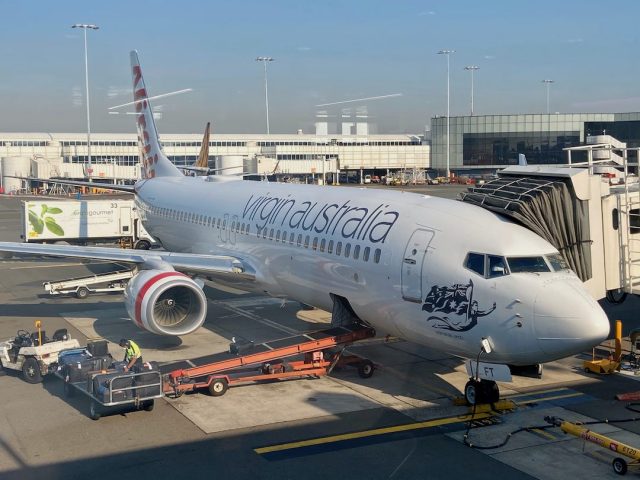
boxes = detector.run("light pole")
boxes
[72,23,99,182]
[542,79,554,114]
[255,56,274,134]
[438,49,455,179]
[464,65,479,116]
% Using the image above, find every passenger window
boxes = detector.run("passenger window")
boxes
[489,255,508,277]
[328,240,333,254]
[374,248,381,264]
[320,239,326,252]
[312,237,318,250]
[465,253,485,276]
[336,241,342,256]
[304,235,310,248]
[344,243,351,258]
[612,208,619,230]
[231,221,236,231]
[363,246,370,262]
[353,245,360,260]
[297,234,302,246]
[289,233,295,244]
[269,228,274,239]
[263,228,268,238]
[276,230,281,241]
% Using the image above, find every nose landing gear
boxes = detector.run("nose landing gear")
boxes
[464,378,500,405]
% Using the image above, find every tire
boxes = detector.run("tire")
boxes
[481,380,500,403]
[89,401,101,421]
[143,400,155,412]
[357,360,375,379]
[208,378,228,397]
[613,457,628,475]
[135,240,151,250]
[22,357,43,384]
[76,287,89,299]
[464,380,479,405]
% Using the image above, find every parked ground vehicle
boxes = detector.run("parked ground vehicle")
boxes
[21,199,156,249]
[0,323,80,383]
[43,269,136,298]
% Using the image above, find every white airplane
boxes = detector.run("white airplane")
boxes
[0,52,610,404]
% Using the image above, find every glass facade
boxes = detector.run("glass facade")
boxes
[430,112,640,172]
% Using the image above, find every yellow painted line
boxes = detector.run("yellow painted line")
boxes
[254,412,493,455]
[530,428,557,440]
[514,391,583,406]
[507,387,573,400]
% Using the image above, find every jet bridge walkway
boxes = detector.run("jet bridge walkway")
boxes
[162,323,376,397]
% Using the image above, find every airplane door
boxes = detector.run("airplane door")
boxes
[220,213,229,243]
[401,229,434,302]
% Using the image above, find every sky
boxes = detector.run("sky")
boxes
[1,0,640,135]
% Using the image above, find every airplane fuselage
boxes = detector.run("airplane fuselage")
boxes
[135,177,610,366]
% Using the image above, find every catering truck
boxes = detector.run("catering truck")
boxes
[20,199,156,249]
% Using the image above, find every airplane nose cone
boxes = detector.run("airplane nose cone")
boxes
[533,278,610,359]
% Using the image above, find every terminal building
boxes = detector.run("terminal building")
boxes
[0,131,429,192]
[430,112,640,175]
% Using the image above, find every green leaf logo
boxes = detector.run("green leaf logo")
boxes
[44,216,64,236]
[29,205,65,237]
[28,210,44,234]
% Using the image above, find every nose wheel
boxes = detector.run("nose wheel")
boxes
[464,379,500,405]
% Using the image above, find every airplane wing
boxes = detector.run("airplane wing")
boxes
[0,241,255,280]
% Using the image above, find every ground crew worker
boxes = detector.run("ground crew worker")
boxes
[119,338,142,371]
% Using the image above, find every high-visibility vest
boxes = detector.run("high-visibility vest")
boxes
[125,340,141,362]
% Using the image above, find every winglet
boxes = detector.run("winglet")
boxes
[130,51,182,178]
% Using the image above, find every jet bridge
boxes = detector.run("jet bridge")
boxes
[460,145,640,302]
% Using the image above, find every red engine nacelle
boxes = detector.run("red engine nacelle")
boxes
[124,269,207,335]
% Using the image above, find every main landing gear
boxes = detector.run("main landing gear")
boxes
[464,378,500,405]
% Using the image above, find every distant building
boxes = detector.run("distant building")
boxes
[430,112,640,174]
[0,132,429,189]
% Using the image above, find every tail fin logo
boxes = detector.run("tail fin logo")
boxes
[132,64,156,179]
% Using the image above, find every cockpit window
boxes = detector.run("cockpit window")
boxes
[547,253,570,272]
[488,255,508,278]
[465,253,485,276]
[507,256,550,273]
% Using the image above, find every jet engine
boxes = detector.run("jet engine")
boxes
[124,269,207,335]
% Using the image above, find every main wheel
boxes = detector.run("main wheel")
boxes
[142,400,155,412]
[612,457,628,475]
[22,357,43,384]
[208,378,228,397]
[89,401,102,421]
[76,287,89,299]
[357,360,375,379]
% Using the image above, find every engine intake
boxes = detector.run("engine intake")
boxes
[125,269,207,335]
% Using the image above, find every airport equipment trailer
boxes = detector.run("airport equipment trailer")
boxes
[546,416,640,475]
[0,322,80,383]
[56,345,162,420]
[163,323,377,397]
[43,268,135,298]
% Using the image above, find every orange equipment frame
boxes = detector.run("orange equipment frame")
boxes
[163,324,376,397]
